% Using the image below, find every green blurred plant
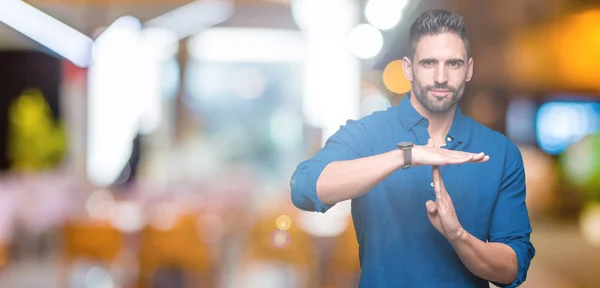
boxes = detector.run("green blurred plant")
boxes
[7,88,67,171]
[560,133,600,201]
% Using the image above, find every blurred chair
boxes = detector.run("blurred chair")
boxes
[60,220,125,287]
[322,217,360,288]
[136,212,214,288]
[235,210,318,288]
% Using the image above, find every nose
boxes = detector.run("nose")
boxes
[434,64,448,84]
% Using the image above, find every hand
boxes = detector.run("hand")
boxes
[426,165,465,242]
[412,139,489,167]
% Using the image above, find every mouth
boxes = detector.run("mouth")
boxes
[429,90,451,97]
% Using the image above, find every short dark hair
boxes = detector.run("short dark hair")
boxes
[408,9,470,59]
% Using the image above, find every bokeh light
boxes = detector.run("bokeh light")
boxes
[382,60,411,94]
[85,189,115,220]
[275,215,292,231]
[109,202,144,233]
[270,230,290,249]
[149,202,179,231]
[364,0,406,30]
[347,24,383,59]
[580,201,600,248]
[84,266,115,288]
[556,10,600,91]
[561,133,600,198]
[536,102,600,155]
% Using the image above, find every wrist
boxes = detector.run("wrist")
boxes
[391,149,405,168]
[448,226,468,244]
[411,145,421,166]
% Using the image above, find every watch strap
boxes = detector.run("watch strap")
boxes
[397,142,414,169]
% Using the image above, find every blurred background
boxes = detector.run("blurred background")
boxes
[0,0,599,287]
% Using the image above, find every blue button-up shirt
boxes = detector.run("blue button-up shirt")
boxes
[291,94,535,287]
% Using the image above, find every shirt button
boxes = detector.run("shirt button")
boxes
[447,136,453,142]
[430,182,434,187]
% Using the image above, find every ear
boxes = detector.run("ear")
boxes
[466,57,474,82]
[402,56,413,82]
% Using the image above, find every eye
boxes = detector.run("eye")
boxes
[448,61,462,68]
[423,60,434,67]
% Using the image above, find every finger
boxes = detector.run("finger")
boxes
[432,166,442,199]
[443,149,485,158]
[445,155,474,164]
[432,166,440,184]
[432,167,450,208]
[435,169,448,194]
[425,200,437,214]
[464,154,490,163]
[426,139,434,147]
[444,152,490,164]
[474,155,490,163]
[471,152,486,161]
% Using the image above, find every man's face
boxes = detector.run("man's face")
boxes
[403,32,473,113]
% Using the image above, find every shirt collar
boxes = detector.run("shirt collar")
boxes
[396,93,471,143]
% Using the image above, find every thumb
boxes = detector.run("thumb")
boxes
[425,200,437,214]
[426,139,434,147]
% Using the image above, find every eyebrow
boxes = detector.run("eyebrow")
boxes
[447,58,465,64]
[418,58,465,64]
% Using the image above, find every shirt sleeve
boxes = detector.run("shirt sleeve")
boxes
[290,119,367,213]
[489,142,536,288]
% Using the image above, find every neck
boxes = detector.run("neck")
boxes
[409,91,456,145]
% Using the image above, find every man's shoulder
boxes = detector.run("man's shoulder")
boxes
[350,106,398,128]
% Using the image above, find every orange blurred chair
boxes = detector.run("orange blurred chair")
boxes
[0,243,7,270]
[136,212,214,288]
[60,220,125,287]
[235,210,318,288]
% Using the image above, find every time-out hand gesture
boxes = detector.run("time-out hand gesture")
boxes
[412,139,489,167]
[426,165,465,242]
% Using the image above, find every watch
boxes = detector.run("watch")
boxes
[397,141,414,169]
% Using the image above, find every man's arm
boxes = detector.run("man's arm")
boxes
[449,229,518,285]
[426,143,534,287]
[317,142,488,205]
[316,149,406,205]
[484,143,535,287]
[290,119,369,213]
[292,119,489,213]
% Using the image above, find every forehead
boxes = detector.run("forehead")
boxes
[413,32,467,61]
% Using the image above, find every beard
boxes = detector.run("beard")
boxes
[412,75,465,113]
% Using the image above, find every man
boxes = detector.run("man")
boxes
[290,9,535,288]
